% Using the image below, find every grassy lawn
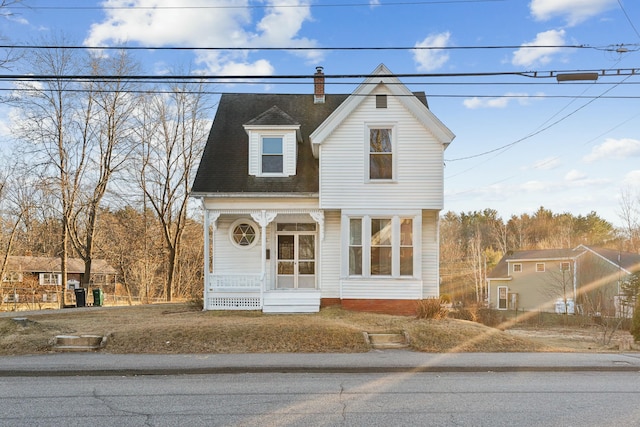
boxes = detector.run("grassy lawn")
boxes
[0,303,628,355]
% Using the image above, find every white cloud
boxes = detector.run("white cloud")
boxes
[623,170,640,187]
[413,32,451,72]
[512,29,566,67]
[530,0,617,26]
[583,138,640,162]
[463,92,533,109]
[85,0,318,75]
[565,169,587,181]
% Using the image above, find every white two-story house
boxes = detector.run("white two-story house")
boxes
[191,64,455,314]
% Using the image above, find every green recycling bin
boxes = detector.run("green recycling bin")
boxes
[92,289,104,307]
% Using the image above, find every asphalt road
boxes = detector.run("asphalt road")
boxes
[2,370,640,426]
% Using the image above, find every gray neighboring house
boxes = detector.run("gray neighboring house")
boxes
[191,64,455,314]
[487,245,640,316]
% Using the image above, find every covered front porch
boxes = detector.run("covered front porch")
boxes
[203,208,324,313]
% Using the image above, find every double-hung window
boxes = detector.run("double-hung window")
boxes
[40,273,60,286]
[261,136,283,174]
[369,128,393,180]
[347,215,415,278]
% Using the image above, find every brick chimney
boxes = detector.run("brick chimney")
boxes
[314,66,325,104]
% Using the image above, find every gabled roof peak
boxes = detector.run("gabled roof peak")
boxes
[244,105,300,127]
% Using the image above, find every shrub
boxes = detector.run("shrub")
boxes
[631,301,640,342]
[416,298,449,320]
[450,307,476,322]
[475,308,501,327]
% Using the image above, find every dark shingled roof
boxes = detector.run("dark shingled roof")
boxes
[191,91,431,194]
[192,93,348,194]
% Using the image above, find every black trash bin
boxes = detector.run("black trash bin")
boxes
[74,288,86,308]
[92,289,104,307]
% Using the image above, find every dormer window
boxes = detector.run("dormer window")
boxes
[243,105,301,178]
[262,136,284,173]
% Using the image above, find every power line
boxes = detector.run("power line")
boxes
[444,74,634,162]
[11,0,506,11]
[2,86,639,99]
[617,0,640,41]
[0,44,609,51]
[0,68,638,82]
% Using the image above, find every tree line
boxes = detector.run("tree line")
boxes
[0,35,211,306]
[439,205,640,304]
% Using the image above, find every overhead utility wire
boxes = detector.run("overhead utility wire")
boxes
[2,87,638,99]
[617,0,640,40]
[444,75,634,162]
[1,68,638,81]
[11,1,506,11]
[0,44,631,52]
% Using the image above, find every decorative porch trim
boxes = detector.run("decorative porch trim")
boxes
[202,208,325,311]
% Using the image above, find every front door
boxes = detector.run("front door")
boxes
[276,231,316,289]
[497,286,508,310]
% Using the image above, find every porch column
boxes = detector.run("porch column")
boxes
[203,210,220,310]
[310,211,324,296]
[310,211,325,241]
[251,210,277,306]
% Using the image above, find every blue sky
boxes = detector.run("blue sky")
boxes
[2,0,640,226]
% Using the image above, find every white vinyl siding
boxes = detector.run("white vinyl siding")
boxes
[247,130,297,177]
[214,217,264,275]
[319,87,444,210]
[319,210,341,298]
[421,210,438,298]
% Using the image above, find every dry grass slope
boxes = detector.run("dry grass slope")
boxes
[0,303,613,356]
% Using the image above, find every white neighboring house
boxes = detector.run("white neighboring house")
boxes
[191,64,455,314]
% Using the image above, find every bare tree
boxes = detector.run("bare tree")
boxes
[10,35,89,307]
[618,187,640,252]
[136,80,211,301]
[66,50,141,291]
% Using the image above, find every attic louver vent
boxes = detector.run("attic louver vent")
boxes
[376,94,387,108]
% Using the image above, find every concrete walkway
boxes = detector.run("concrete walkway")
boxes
[2,351,640,377]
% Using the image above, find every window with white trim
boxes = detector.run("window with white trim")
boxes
[347,215,415,278]
[2,272,22,282]
[368,127,394,180]
[348,218,363,275]
[261,136,284,174]
[536,263,545,272]
[229,219,260,249]
[512,263,522,273]
[40,273,61,286]
[560,261,571,271]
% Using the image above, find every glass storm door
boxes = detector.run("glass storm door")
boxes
[276,233,316,289]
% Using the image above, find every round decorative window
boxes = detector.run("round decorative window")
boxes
[229,219,259,249]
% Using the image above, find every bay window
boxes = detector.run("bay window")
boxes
[346,214,416,278]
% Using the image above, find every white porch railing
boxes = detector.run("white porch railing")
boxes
[209,274,262,290]
[206,274,262,310]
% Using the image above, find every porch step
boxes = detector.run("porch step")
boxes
[54,335,106,352]
[262,291,321,313]
[364,332,410,350]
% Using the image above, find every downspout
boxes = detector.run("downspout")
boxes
[202,203,209,311]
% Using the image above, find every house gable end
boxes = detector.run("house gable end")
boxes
[309,63,455,158]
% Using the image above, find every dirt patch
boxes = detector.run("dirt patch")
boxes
[506,327,637,352]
